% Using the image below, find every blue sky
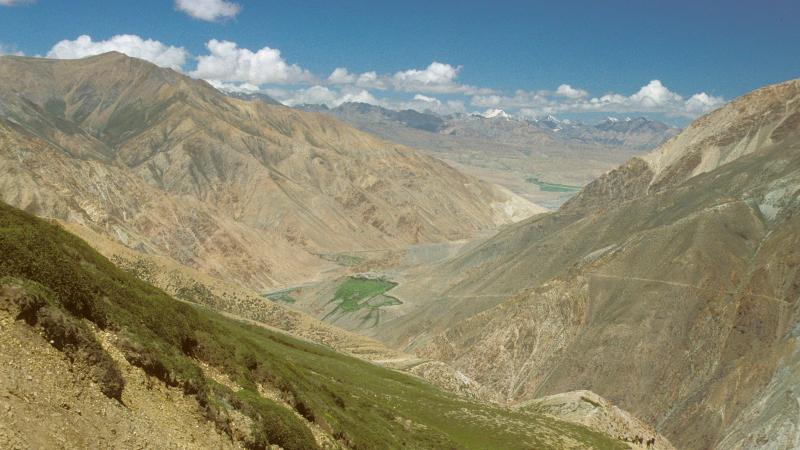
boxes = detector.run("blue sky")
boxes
[1,0,798,124]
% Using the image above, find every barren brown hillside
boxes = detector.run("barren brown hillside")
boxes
[364,79,800,449]
[0,52,539,291]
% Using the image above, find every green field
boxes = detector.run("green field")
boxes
[0,202,625,450]
[526,176,582,193]
[328,276,399,312]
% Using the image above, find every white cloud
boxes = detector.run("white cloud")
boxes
[471,89,550,109]
[471,80,725,118]
[192,39,313,85]
[327,67,355,84]
[580,80,722,116]
[355,71,389,90]
[391,62,491,94]
[174,0,240,22]
[0,43,24,56]
[470,94,502,108]
[413,94,438,103]
[322,61,489,95]
[338,89,380,105]
[394,94,465,115]
[392,62,460,91]
[38,33,728,121]
[276,85,379,108]
[684,92,725,115]
[0,0,34,5]
[207,80,261,94]
[327,68,387,89]
[47,35,188,70]
[629,79,683,107]
[555,84,588,99]
[271,86,465,115]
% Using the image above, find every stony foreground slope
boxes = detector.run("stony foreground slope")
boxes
[0,201,641,449]
[0,52,537,291]
[374,79,800,449]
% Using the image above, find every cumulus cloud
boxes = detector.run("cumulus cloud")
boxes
[192,39,313,85]
[321,61,489,94]
[327,67,355,84]
[174,0,240,21]
[684,92,725,115]
[392,62,460,92]
[275,85,378,108]
[355,71,388,90]
[395,94,465,115]
[472,89,550,110]
[583,80,724,116]
[267,85,464,115]
[471,80,724,118]
[555,84,588,99]
[629,80,683,107]
[47,35,188,70]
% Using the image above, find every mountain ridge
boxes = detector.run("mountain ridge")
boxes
[343,77,800,449]
[299,100,679,209]
[0,199,645,449]
[0,52,539,290]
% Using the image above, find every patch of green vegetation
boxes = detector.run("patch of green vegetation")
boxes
[0,202,626,449]
[315,252,366,267]
[44,98,67,118]
[526,176,581,193]
[265,290,296,304]
[363,295,402,308]
[0,277,124,399]
[328,276,398,312]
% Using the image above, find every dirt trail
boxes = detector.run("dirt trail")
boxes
[588,273,788,303]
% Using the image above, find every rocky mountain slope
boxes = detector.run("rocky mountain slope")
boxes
[299,102,678,208]
[371,78,800,449]
[0,200,649,449]
[0,52,537,292]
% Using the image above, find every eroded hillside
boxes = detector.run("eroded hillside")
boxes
[300,102,678,208]
[0,52,539,291]
[364,79,800,449]
[0,201,643,449]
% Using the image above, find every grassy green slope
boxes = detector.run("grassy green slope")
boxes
[0,201,624,450]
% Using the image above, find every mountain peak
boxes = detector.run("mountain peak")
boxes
[642,77,800,186]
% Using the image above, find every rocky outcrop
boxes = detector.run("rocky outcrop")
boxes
[517,390,675,450]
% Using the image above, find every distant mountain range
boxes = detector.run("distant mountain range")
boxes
[297,102,680,209]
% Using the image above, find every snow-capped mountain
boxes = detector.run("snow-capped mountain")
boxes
[481,108,511,119]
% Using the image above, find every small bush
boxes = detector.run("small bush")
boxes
[0,278,124,400]
[36,306,124,399]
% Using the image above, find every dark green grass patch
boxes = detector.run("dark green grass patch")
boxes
[330,277,397,312]
[264,290,297,304]
[314,253,366,267]
[526,176,581,193]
